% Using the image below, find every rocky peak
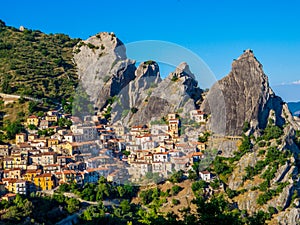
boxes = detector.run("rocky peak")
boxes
[201,50,285,136]
[110,62,202,126]
[73,32,136,110]
[231,49,265,84]
[135,61,160,80]
[87,32,126,60]
[168,62,196,80]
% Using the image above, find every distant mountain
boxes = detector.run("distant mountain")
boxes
[288,101,300,116]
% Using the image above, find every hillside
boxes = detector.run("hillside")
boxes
[0,20,79,102]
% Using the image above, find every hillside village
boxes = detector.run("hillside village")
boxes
[0,106,215,200]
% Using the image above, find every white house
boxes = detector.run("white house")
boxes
[190,110,206,123]
[199,170,212,181]
[151,124,169,135]
[153,152,169,163]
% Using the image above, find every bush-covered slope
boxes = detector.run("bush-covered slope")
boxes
[0,20,79,101]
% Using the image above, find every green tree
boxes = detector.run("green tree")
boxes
[28,101,38,113]
[117,186,126,198]
[28,124,38,130]
[191,180,207,194]
[171,185,182,196]
[242,121,250,133]
[5,120,24,139]
[120,199,131,215]
[169,170,184,183]
[66,198,80,213]
[2,77,13,94]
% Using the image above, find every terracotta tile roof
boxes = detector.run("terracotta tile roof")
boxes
[35,173,52,178]
[200,170,211,174]
[28,115,38,119]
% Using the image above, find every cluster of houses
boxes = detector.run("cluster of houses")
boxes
[0,108,212,201]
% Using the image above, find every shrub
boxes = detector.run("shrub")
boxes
[210,179,220,190]
[226,188,239,199]
[191,180,207,193]
[171,185,182,196]
[258,141,266,147]
[198,132,210,143]
[242,121,250,132]
[268,206,277,215]
[262,125,283,141]
[239,135,251,152]
[172,199,180,205]
[140,189,154,205]
[87,43,99,50]
[171,75,178,82]
[130,107,138,114]
[258,149,266,156]
[169,170,184,183]
[213,157,233,176]
[258,181,269,191]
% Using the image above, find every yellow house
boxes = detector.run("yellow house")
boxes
[3,168,22,179]
[47,139,59,147]
[15,133,27,144]
[27,115,39,127]
[34,173,55,191]
[45,115,58,122]
[169,120,179,138]
[28,134,38,141]
[61,170,77,183]
[2,178,17,193]
[11,154,27,170]
[3,157,14,169]
[62,142,73,155]
[2,178,26,195]
[22,169,42,182]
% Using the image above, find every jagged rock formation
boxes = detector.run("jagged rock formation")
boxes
[201,49,289,136]
[111,62,202,126]
[226,123,300,217]
[199,50,300,224]
[73,32,203,125]
[73,32,136,110]
[111,61,161,124]
[270,207,300,225]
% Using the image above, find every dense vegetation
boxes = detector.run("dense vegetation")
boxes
[0,176,275,225]
[0,193,80,225]
[0,20,79,102]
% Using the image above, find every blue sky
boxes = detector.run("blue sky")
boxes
[1,0,300,101]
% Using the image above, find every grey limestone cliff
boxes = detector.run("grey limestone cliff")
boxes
[111,62,203,126]
[201,49,286,136]
[73,32,136,110]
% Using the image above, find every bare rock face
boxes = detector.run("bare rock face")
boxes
[146,62,202,119]
[271,208,300,225]
[111,62,203,126]
[111,61,161,124]
[201,50,286,136]
[73,32,136,110]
